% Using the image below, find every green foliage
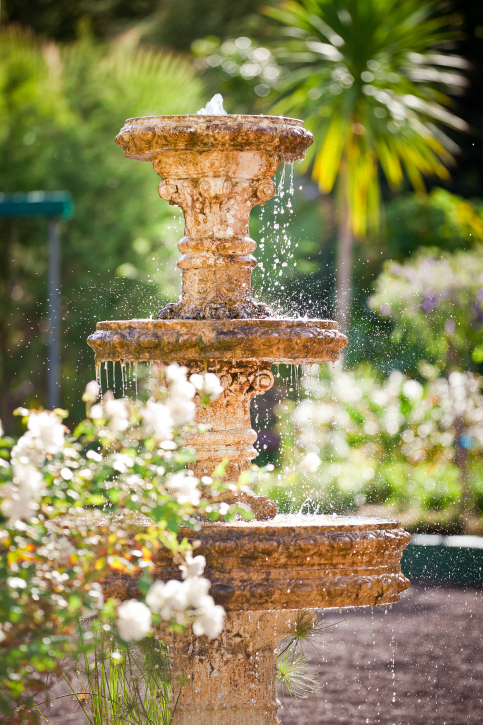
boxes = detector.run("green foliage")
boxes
[0,373,244,724]
[384,188,483,258]
[369,247,483,370]
[68,629,172,725]
[0,26,204,429]
[276,610,340,701]
[277,651,319,700]
[191,35,283,113]
[264,0,468,235]
[6,0,268,52]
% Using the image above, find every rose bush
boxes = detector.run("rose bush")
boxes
[0,364,250,724]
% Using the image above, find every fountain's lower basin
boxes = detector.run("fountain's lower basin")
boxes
[104,515,410,611]
[87,318,347,364]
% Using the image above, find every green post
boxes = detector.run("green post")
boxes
[0,192,75,409]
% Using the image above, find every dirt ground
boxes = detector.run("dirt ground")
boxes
[280,583,483,725]
[41,583,482,725]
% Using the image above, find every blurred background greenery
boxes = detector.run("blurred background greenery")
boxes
[2,0,483,531]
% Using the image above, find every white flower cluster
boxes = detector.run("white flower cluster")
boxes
[1,410,65,526]
[166,470,202,506]
[89,392,130,433]
[117,551,225,642]
[89,364,223,439]
[288,366,483,497]
[0,366,223,528]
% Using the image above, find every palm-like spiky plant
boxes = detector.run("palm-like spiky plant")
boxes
[264,0,468,330]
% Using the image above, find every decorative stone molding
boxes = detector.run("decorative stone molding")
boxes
[115,114,313,321]
[88,114,345,511]
[103,516,411,611]
[115,114,313,162]
[156,173,277,319]
[87,318,347,364]
[182,361,277,520]
[157,176,276,239]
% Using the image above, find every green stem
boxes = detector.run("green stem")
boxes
[61,673,95,725]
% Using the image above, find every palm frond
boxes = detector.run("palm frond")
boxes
[264,0,468,235]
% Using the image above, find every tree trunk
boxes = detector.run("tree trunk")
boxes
[335,187,353,337]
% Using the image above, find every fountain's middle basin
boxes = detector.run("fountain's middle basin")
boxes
[88,318,347,364]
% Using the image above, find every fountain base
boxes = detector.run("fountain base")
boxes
[163,609,296,725]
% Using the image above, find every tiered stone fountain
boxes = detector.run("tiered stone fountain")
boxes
[88,112,410,725]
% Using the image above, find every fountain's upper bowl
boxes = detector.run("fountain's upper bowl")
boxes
[115,114,313,165]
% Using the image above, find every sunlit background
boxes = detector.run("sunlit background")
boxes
[2,0,483,535]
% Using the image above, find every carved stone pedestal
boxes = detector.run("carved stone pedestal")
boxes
[163,610,296,725]
[87,114,347,517]
[181,360,277,519]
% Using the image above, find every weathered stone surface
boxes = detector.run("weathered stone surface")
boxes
[116,115,312,321]
[103,516,411,611]
[86,111,409,725]
[115,114,313,162]
[183,360,278,520]
[162,610,297,725]
[87,318,347,364]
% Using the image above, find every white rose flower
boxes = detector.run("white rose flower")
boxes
[166,471,201,506]
[193,599,225,639]
[1,494,38,525]
[111,453,134,473]
[185,577,211,609]
[7,576,27,589]
[142,400,173,441]
[146,579,189,620]
[89,404,104,420]
[0,420,3,438]
[203,373,224,400]
[166,397,196,426]
[12,464,44,497]
[27,411,65,455]
[1,461,45,525]
[170,379,196,401]
[190,373,223,402]
[82,380,100,403]
[189,374,204,390]
[300,452,322,473]
[103,397,129,433]
[165,363,189,384]
[117,600,152,642]
[402,379,423,401]
[179,551,206,580]
[11,432,45,467]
